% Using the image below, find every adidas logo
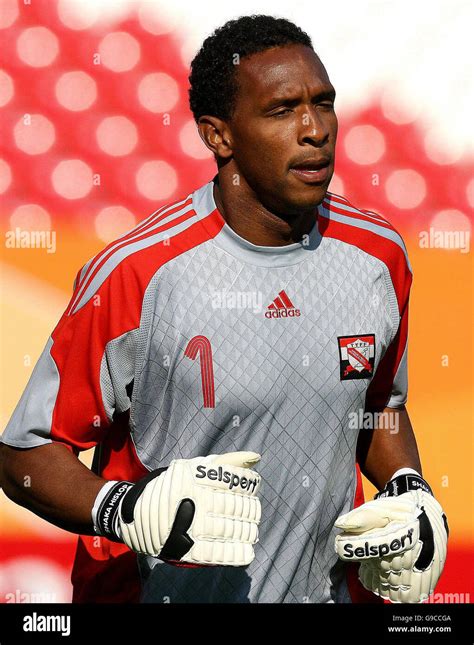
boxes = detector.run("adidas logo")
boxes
[265,290,301,319]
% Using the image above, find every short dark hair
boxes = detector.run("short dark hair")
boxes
[188,15,313,122]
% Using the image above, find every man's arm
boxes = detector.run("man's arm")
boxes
[0,259,135,536]
[356,405,422,490]
[0,255,263,567]
[0,441,263,566]
[0,442,106,535]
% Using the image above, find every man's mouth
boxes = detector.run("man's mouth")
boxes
[289,159,331,184]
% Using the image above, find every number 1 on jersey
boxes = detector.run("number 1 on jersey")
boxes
[184,335,216,408]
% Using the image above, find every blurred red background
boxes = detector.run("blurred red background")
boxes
[0,0,472,603]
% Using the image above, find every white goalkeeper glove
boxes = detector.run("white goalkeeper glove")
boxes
[93,451,262,567]
[334,473,449,603]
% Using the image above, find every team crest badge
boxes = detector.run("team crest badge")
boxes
[338,334,375,380]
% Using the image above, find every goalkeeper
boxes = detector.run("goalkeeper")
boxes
[0,14,448,603]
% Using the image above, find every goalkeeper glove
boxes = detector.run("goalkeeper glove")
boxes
[334,472,448,603]
[93,451,261,567]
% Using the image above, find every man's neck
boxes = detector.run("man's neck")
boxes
[213,170,318,247]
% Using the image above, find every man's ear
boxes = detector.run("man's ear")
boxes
[197,116,233,159]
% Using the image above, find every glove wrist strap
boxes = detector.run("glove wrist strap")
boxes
[94,480,133,542]
[389,467,421,481]
[375,473,433,499]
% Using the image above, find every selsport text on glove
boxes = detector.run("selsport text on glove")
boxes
[334,472,448,603]
[92,451,262,567]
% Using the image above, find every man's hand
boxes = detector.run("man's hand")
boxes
[94,451,262,566]
[334,474,448,603]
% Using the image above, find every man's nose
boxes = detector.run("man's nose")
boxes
[297,107,329,147]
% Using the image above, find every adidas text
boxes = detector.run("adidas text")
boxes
[265,309,301,319]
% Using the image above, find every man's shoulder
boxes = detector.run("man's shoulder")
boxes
[321,190,403,238]
[69,183,216,315]
[320,190,411,275]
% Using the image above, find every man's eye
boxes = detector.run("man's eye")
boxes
[272,108,292,117]
[318,102,334,109]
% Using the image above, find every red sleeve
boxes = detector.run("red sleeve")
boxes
[318,195,413,412]
[365,267,412,412]
[1,260,143,451]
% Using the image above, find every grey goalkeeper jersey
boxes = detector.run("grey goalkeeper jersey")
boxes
[2,177,412,603]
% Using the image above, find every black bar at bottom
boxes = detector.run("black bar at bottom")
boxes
[0,602,472,642]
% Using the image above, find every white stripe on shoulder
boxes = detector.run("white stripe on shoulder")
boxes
[120,195,191,239]
[70,188,218,316]
[361,208,387,222]
[78,257,94,288]
[69,197,196,313]
[324,194,390,225]
[326,191,349,203]
[319,201,412,272]
[75,196,190,293]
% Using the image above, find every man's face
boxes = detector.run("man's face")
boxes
[228,44,338,216]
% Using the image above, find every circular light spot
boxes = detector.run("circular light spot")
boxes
[55,71,97,111]
[10,204,51,231]
[0,0,19,29]
[138,72,179,113]
[52,159,93,199]
[57,0,99,30]
[136,160,177,200]
[179,120,212,160]
[0,70,14,107]
[96,116,138,156]
[0,159,12,194]
[466,178,474,209]
[430,209,471,231]
[385,169,426,209]
[424,128,464,165]
[138,4,179,35]
[427,209,471,251]
[95,205,136,243]
[1,557,71,603]
[99,32,140,72]
[344,125,385,165]
[328,173,344,195]
[14,114,55,155]
[16,27,59,68]
[381,89,420,125]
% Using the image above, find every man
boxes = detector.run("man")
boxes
[0,15,447,603]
